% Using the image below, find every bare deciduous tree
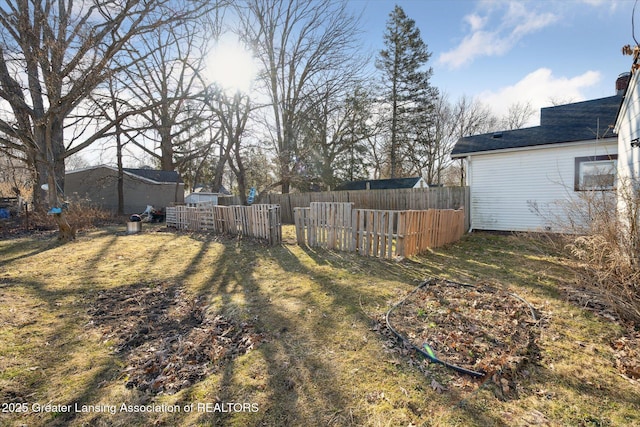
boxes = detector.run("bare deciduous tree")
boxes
[500,101,536,130]
[298,78,374,190]
[237,0,362,193]
[122,15,220,173]
[0,0,213,240]
[404,94,455,185]
[210,90,252,203]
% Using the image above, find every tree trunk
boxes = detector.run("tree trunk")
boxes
[160,126,174,171]
[34,159,49,209]
[47,118,76,241]
[117,133,125,216]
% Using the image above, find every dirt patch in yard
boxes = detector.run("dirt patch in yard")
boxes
[86,282,264,394]
[384,278,539,395]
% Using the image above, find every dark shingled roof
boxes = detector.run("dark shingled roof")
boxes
[124,168,183,183]
[334,177,423,191]
[451,95,622,158]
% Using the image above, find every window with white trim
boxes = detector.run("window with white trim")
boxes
[574,155,617,191]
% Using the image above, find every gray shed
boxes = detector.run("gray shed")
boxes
[65,165,184,214]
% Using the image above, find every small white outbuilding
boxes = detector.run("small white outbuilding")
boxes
[184,192,219,205]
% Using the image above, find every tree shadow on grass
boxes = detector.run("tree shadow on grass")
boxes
[289,233,640,426]
[260,244,445,425]
[1,231,206,426]
[92,231,638,425]
[0,273,125,427]
[0,237,62,268]
[175,240,356,426]
[6,229,618,426]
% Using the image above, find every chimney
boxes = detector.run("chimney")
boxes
[617,72,631,95]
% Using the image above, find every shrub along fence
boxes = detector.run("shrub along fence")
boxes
[166,203,282,245]
[219,186,469,229]
[294,202,465,259]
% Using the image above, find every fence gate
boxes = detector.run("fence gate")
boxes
[352,209,400,258]
[294,202,465,259]
[166,204,282,245]
[295,202,354,251]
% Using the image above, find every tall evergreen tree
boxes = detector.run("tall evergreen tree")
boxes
[376,5,437,178]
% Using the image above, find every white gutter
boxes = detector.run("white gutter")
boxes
[451,137,617,159]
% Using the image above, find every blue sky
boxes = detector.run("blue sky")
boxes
[348,0,636,125]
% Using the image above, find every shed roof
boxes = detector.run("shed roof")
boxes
[67,165,183,184]
[123,168,183,183]
[451,95,622,158]
[334,177,424,191]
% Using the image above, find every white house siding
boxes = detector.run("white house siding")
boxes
[468,139,617,232]
[615,69,640,213]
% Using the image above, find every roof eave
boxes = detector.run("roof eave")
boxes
[451,136,618,158]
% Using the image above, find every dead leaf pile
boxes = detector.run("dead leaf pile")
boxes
[611,325,640,380]
[87,282,263,394]
[387,279,537,376]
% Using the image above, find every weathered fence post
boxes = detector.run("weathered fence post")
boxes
[268,205,282,245]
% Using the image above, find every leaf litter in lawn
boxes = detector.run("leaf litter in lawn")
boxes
[385,278,539,397]
[86,281,264,394]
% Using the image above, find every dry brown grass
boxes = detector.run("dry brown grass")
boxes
[0,226,638,426]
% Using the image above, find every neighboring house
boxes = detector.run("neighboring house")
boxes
[334,177,428,191]
[65,165,185,214]
[451,90,623,232]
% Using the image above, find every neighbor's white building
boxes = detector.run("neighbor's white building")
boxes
[452,84,625,232]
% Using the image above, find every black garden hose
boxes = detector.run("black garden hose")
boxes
[385,278,538,378]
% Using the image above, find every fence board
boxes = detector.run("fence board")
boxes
[294,202,464,259]
[218,187,470,229]
[166,204,281,245]
[307,202,354,251]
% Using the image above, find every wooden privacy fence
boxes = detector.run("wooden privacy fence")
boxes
[166,203,282,245]
[294,202,464,259]
[219,186,470,229]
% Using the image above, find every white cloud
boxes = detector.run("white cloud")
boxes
[476,68,602,126]
[464,13,487,31]
[579,0,619,9]
[439,30,511,68]
[439,2,559,69]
